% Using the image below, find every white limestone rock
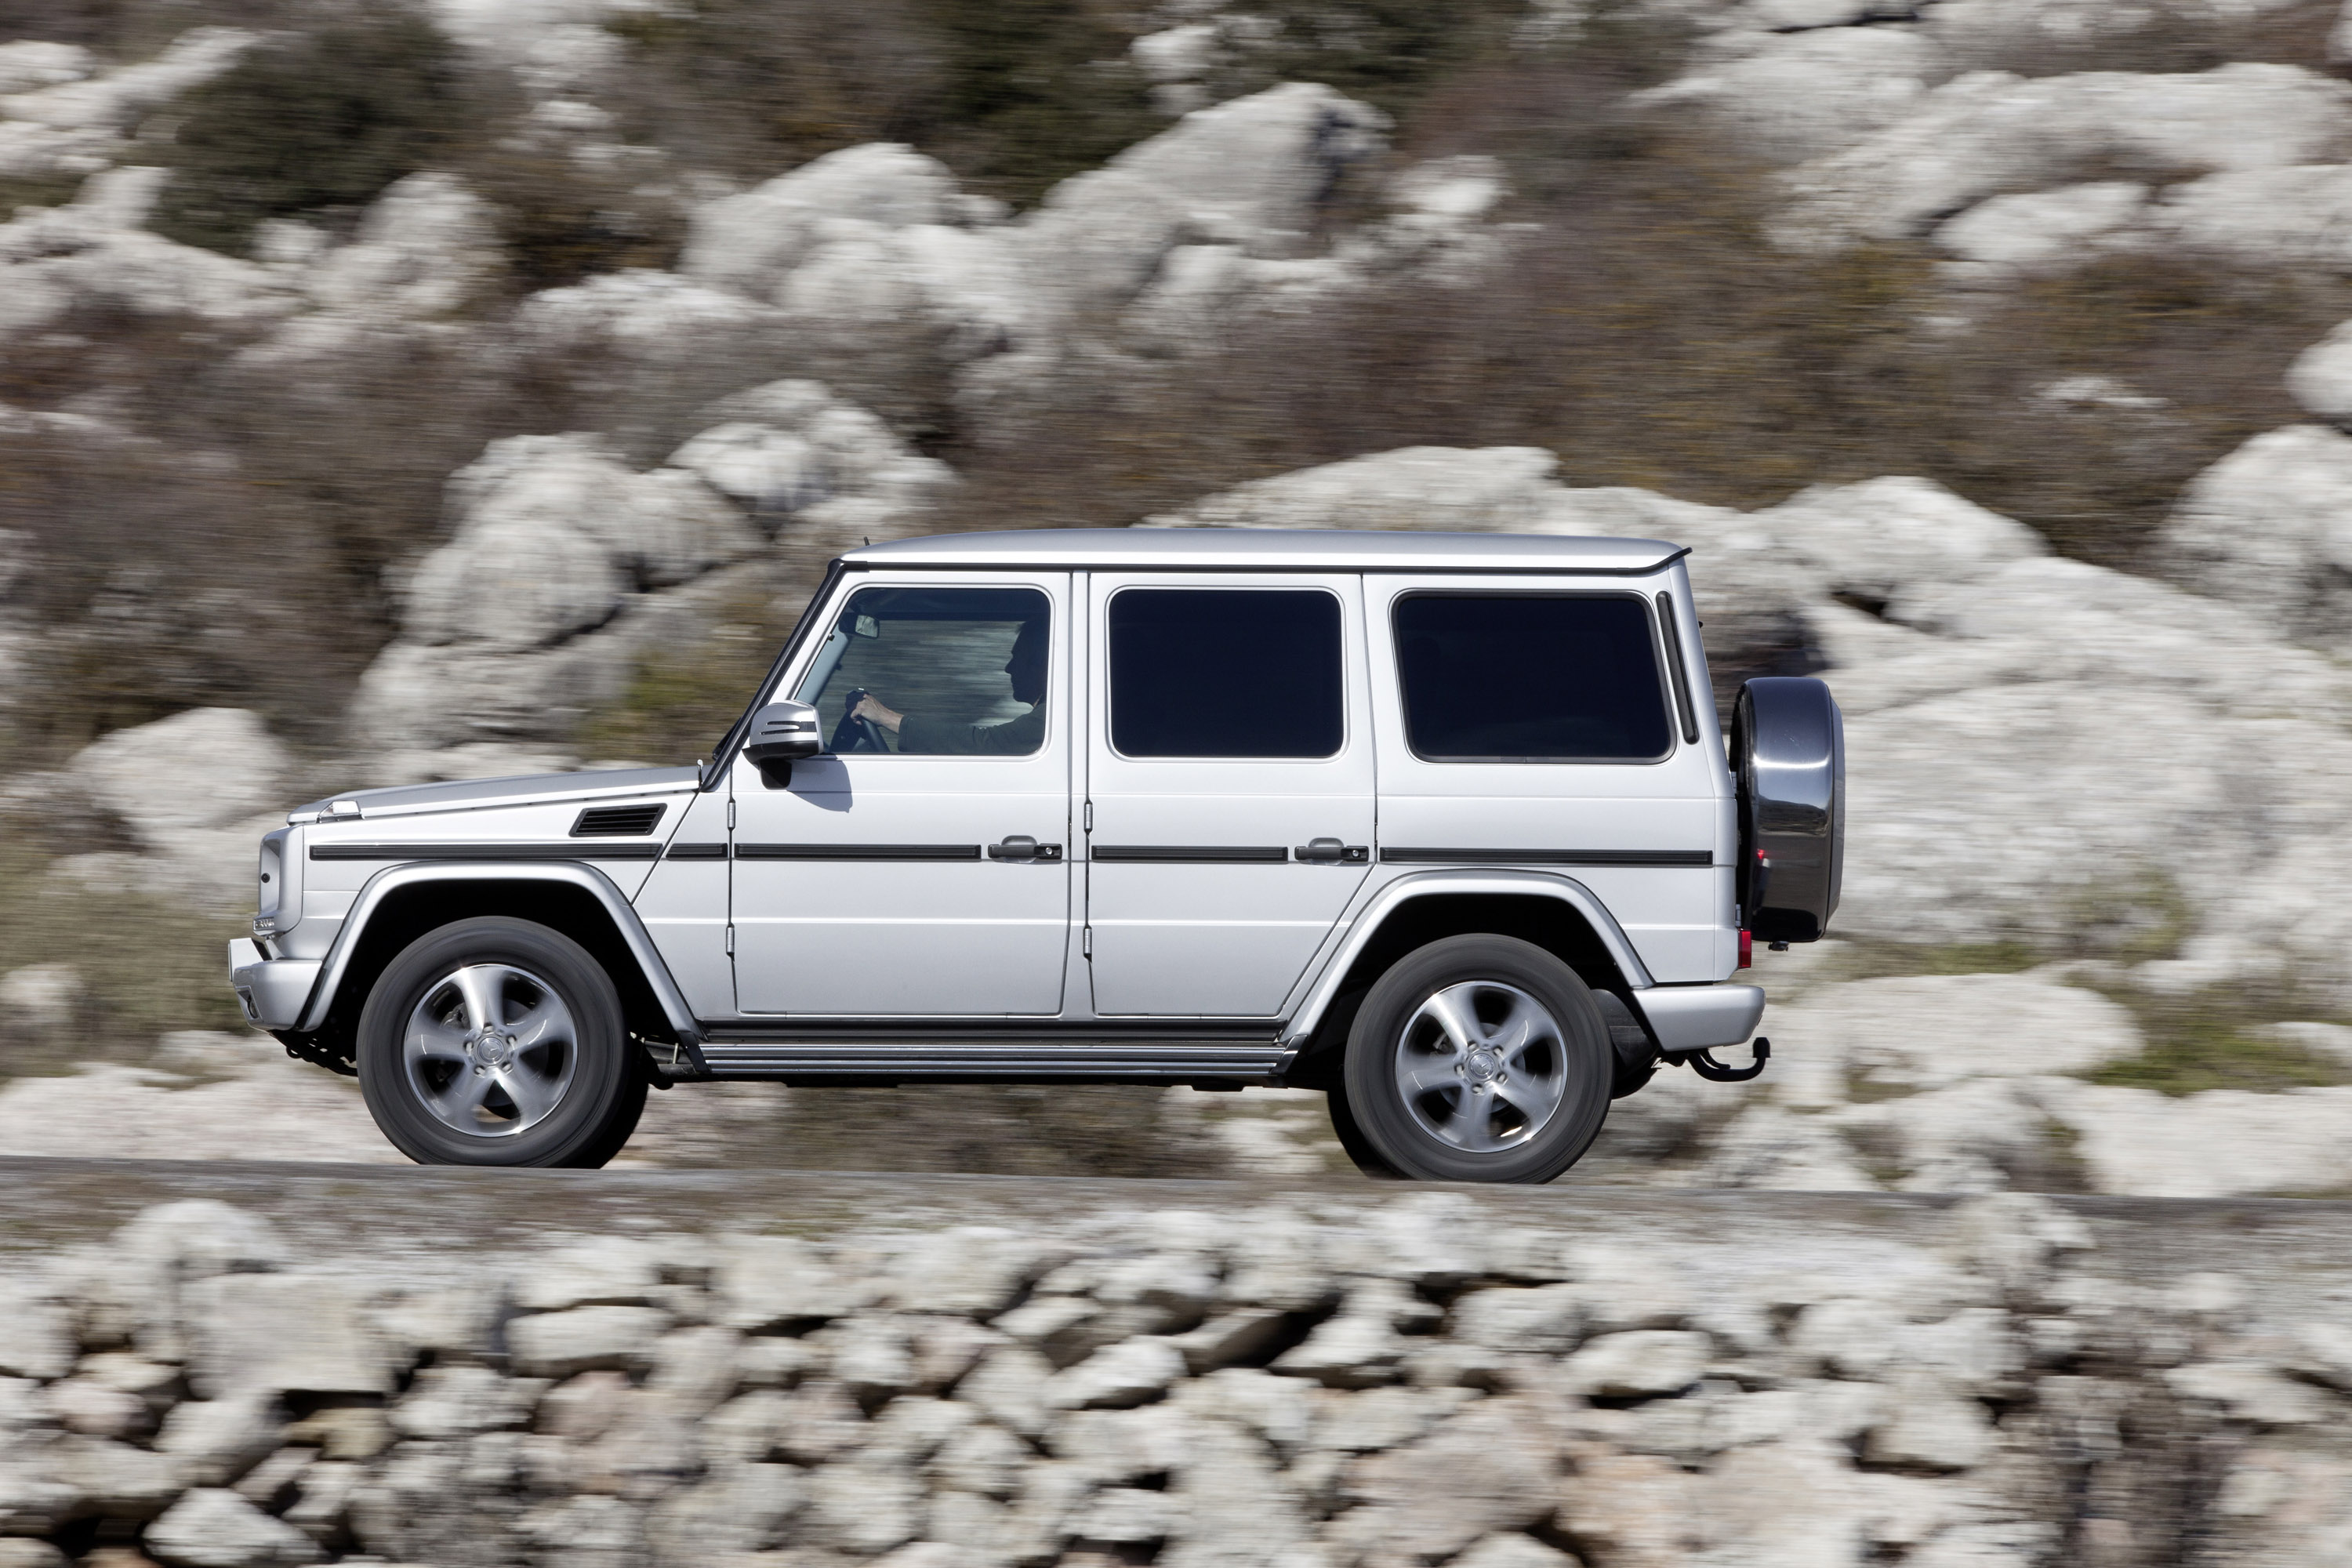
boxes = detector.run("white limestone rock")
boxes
[155,1393,284,1486]
[405,434,758,650]
[68,707,292,844]
[1933,181,2148,270]
[716,1234,868,1328]
[184,1276,393,1400]
[2034,1080,2352,1197]
[674,378,956,527]
[684,143,960,296]
[1640,26,1944,165]
[1149,445,1567,532]
[506,1305,673,1377]
[1777,64,2352,252]
[2161,424,2352,648]
[1021,82,1387,315]
[0,962,80,1034]
[1559,1330,1711,1398]
[147,1486,325,1566]
[1762,971,2143,1112]
[304,172,503,319]
[1044,1337,1187,1410]
[2289,322,2352,429]
[1334,1399,1557,1563]
[2148,164,2352,270]
[0,42,94,96]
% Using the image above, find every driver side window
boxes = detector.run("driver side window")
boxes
[794,585,1051,757]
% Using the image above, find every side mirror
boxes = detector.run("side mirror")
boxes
[743,700,822,787]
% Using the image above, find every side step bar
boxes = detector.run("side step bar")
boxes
[694,1039,1291,1087]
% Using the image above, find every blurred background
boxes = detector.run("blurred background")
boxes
[6,0,2352,1193]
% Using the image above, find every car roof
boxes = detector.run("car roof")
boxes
[838,528,1686,575]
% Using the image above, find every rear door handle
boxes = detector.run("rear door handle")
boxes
[1295,837,1369,864]
[989,836,1063,862]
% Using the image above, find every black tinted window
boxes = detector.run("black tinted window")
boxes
[1110,589,1343,757]
[1394,595,1671,761]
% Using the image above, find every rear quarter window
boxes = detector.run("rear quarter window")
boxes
[1393,593,1673,762]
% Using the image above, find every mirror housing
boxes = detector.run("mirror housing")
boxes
[743,700,822,787]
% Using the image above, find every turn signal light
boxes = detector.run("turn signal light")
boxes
[1738,928,1752,968]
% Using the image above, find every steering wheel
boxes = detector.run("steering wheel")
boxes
[830,688,890,753]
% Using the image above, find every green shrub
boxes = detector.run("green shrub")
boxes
[151,11,473,255]
[2082,983,2352,1097]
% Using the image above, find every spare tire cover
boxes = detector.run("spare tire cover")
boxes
[1733,677,1844,943]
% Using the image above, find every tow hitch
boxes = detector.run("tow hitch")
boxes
[1679,1036,1770,1083]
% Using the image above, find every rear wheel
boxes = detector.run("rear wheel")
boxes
[358,917,645,1167]
[1341,935,1613,1183]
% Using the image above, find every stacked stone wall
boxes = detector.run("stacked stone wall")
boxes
[1,1166,2349,1568]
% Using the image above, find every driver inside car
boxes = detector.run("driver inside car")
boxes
[851,617,1047,755]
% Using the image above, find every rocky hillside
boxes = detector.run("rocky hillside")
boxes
[9,0,2352,1188]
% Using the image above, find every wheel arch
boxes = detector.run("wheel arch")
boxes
[290,864,699,1069]
[1280,873,1653,1083]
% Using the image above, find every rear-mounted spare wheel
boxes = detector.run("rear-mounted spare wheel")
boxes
[1733,677,1845,944]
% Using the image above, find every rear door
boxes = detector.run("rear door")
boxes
[1080,573,1376,1016]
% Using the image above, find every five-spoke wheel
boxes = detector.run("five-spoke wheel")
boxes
[358,917,645,1167]
[402,963,581,1138]
[1336,935,1613,1183]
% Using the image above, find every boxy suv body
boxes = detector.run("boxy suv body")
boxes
[228,529,1843,1181]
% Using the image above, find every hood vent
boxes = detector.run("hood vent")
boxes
[572,804,666,838]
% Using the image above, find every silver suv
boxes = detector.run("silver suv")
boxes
[228,529,1842,1181]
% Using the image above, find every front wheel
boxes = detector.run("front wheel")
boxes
[357,917,645,1167]
[1340,935,1613,1183]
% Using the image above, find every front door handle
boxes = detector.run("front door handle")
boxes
[989,836,1064,862]
[1295,837,1369,864]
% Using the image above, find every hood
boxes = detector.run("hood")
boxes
[288,765,703,824]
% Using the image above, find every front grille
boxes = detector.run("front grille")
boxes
[572,804,666,837]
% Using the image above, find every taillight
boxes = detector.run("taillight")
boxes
[1738,928,1752,968]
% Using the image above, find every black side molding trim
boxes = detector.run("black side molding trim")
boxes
[695,1042,1290,1085]
[1093,845,1290,864]
[1381,848,1716,868]
[310,843,664,862]
[666,842,728,861]
[736,843,982,861]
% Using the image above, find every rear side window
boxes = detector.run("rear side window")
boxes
[1109,588,1343,758]
[1393,593,1672,761]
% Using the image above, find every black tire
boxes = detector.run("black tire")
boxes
[358,917,645,1168]
[1341,935,1613,1184]
[1323,1078,1405,1180]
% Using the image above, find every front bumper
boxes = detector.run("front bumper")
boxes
[1632,982,1766,1052]
[228,938,321,1032]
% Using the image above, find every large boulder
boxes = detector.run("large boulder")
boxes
[1637,26,1944,165]
[1020,82,1387,314]
[69,708,292,844]
[304,172,503,320]
[682,143,961,298]
[403,434,759,651]
[2160,423,2352,651]
[1775,63,2352,251]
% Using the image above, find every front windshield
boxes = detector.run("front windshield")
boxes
[793,586,1050,757]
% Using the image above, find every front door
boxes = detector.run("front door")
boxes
[730,575,1073,1015]
[1082,573,1377,1016]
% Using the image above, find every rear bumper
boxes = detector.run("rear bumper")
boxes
[228,938,321,1032]
[1633,982,1766,1052]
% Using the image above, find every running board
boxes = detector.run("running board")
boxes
[694,1039,1291,1087]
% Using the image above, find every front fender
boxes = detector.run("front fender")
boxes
[1279,869,1659,1047]
[292,861,701,1045]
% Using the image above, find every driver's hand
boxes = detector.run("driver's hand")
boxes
[853,693,904,733]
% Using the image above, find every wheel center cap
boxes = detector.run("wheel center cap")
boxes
[1464,1047,1501,1083]
[474,1032,510,1067]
